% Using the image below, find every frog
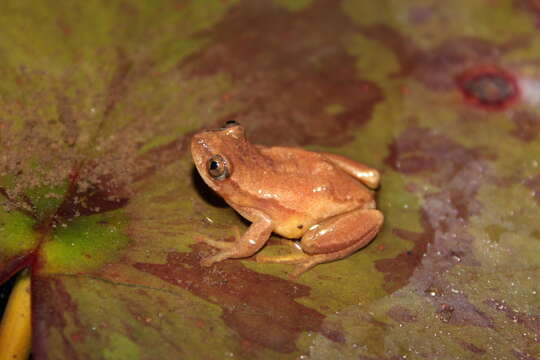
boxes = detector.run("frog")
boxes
[191,121,383,278]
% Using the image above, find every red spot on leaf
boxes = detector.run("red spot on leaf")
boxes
[400,85,411,95]
[70,332,85,343]
[456,65,520,111]
[56,18,72,36]
[194,319,206,329]
[364,25,526,103]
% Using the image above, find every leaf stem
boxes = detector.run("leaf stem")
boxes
[0,270,31,360]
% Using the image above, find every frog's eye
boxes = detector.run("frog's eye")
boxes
[207,154,230,180]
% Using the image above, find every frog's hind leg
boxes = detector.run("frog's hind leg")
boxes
[257,209,383,278]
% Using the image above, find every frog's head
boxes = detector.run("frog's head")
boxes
[191,121,249,194]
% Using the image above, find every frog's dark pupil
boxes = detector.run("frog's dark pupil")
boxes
[207,154,229,180]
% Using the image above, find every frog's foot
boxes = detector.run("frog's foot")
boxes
[198,227,239,266]
[200,212,274,267]
[256,244,378,279]
[198,236,234,249]
[196,227,241,250]
[256,252,308,264]
[200,249,236,267]
[256,252,319,279]
[256,252,334,278]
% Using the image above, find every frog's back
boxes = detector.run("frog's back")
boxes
[249,146,374,236]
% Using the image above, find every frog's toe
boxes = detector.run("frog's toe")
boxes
[197,235,234,249]
[255,252,309,264]
[256,253,318,278]
[200,251,232,267]
[289,261,318,279]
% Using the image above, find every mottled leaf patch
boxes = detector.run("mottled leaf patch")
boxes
[32,277,82,360]
[485,298,540,340]
[377,127,491,325]
[375,227,432,293]
[1,0,540,359]
[182,0,384,147]
[415,38,513,91]
[134,244,328,353]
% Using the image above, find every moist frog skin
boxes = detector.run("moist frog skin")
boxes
[191,121,383,278]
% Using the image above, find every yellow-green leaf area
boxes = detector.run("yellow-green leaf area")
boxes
[25,183,68,221]
[39,210,129,274]
[0,207,36,254]
[103,333,140,360]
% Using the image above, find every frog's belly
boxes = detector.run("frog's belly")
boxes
[273,217,313,239]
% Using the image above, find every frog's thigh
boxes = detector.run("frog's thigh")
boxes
[301,209,383,255]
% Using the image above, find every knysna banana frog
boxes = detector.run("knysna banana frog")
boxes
[191,121,383,277]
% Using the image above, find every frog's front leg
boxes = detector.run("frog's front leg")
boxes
[257,208,383,278]
[200,209,273,267]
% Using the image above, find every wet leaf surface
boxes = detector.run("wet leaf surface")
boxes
[0,0,539,359]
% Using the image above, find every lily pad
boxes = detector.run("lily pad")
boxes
[1,0,539,359]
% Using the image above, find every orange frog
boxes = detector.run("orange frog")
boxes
[191,121,383,277]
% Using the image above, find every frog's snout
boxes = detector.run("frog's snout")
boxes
[191,133,214,170]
